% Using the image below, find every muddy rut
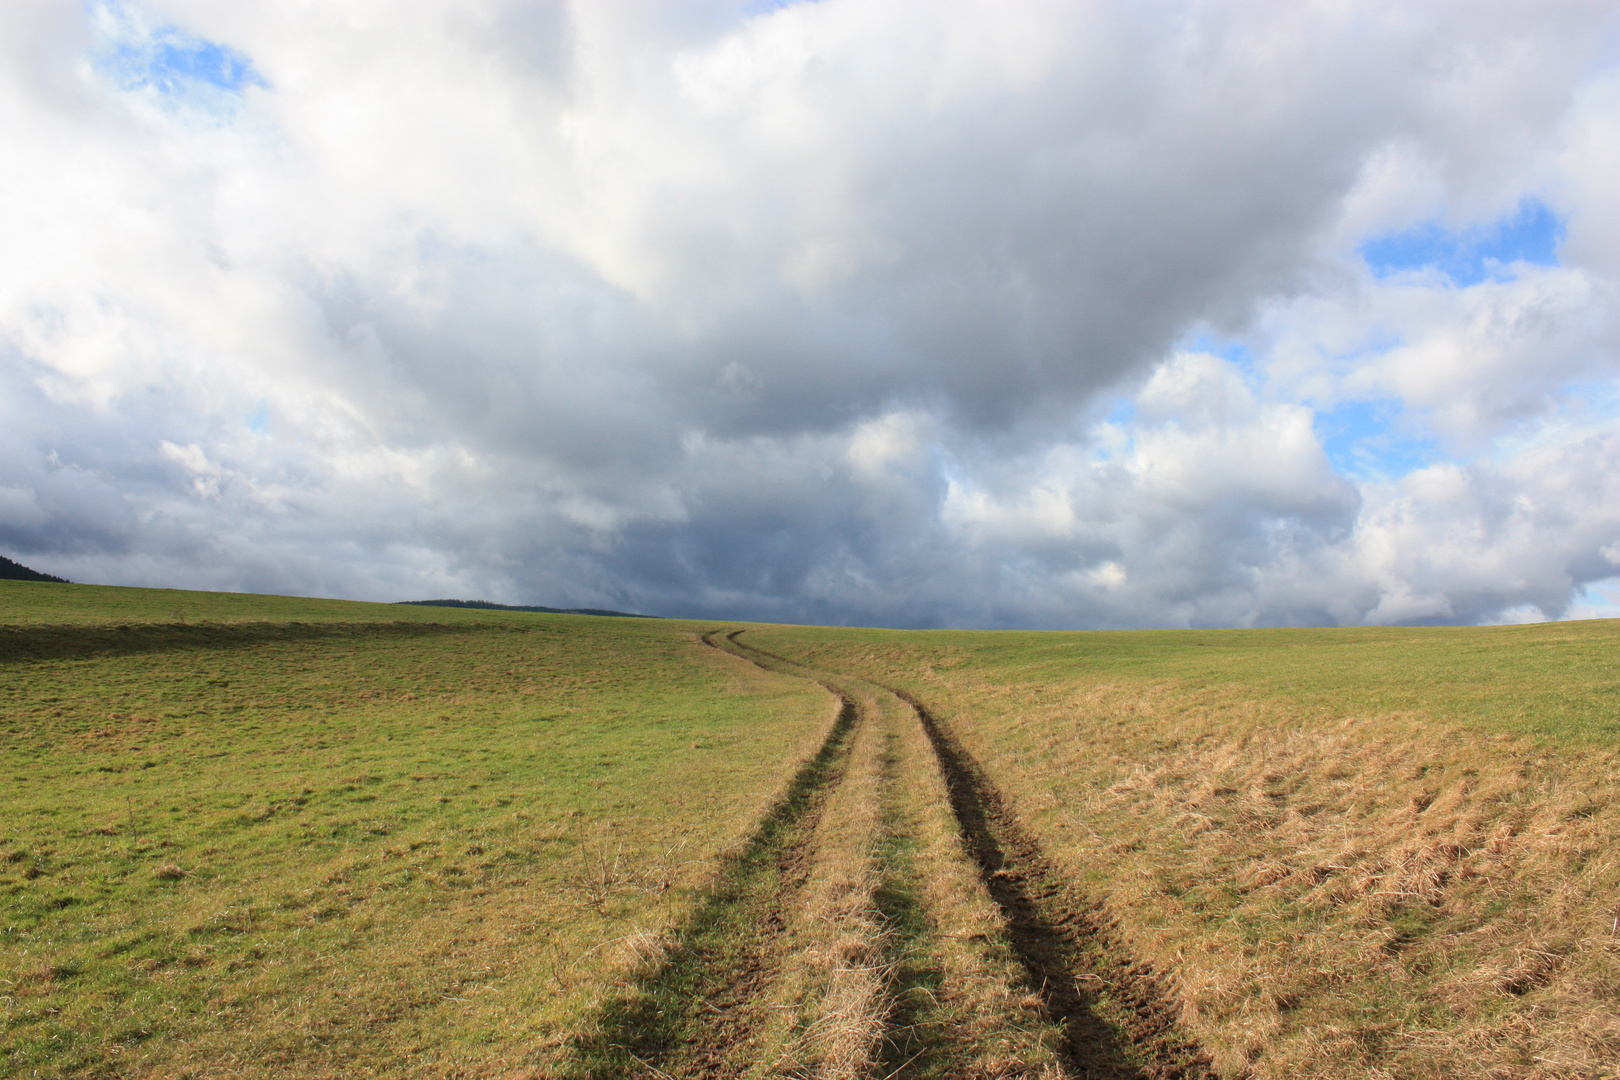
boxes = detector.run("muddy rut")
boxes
[886,684,1216,1080]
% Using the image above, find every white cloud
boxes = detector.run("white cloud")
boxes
[1263,265,1615,447]
[846,411,929,483]
[0,0,1617,627]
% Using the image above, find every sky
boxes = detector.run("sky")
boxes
[2,0,1618,629]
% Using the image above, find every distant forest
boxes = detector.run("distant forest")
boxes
[0,556,69,584]
[397,598,653,619]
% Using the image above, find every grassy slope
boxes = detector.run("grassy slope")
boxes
[0,583,477,627]
[0,583,831,1078]
[8,579,1617,1078]
[750,621,1620,743]
[752,619,1620,1079]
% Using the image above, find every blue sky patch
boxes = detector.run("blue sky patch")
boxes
[1316,399,1442,479]
[92,3,267,112]
[1103,398,1136,427]
[1360,199,1564,286]
[1185,333,1252,363]
[1573,579,1620,620]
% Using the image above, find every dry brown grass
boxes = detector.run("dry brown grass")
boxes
[925,684,1620,1078]
[752,624,1620,1080]
[605,930,672,980]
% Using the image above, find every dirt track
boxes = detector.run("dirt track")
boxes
[683,634,867,1078]
[888,683,1215,1080]
[570,630,1216,1079]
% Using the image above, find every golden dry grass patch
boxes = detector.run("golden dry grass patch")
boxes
[751,621,1620,1079]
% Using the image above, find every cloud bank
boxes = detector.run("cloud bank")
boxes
[2,0,1618,627]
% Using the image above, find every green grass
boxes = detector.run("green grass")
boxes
[0,581,499,627]
[0,582,828,1078]
[568,693,859,1077]
[8,579,1618,1078]
[749,619,1620,743]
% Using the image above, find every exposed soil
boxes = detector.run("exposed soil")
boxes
[675,634,864,1078]
[884,683,1218,1080]
[653,631,1219,1079]
[682,959,773,1078]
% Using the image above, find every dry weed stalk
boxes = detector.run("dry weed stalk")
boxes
[565,820,693,913]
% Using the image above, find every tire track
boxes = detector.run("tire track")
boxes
[728,631,1216,1080]
[570,633,861,1079]
[687,631,864,1077]
[712,631,903,1078]
[884,684,1216,1080]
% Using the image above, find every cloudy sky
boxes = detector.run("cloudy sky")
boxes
[3,0,1618,628]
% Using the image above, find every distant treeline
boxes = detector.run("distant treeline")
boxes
[0,556,69,584]
[396,598,655,619]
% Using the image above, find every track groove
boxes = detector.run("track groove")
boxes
[884,684,1217,1080]
[569,633,863,1078]
[727,630,1216,1080]
[688,631,863,1078]
[714,632,907,1078]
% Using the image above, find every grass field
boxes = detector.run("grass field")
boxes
[4,580,1618,1078]
[0,583,833,1078]
[747,621,1620,1079]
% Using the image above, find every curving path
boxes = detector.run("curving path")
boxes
[566,629,1217,1079]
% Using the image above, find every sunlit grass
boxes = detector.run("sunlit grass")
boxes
[752,619,1620,744]
[9,578,1616,1078]
[0,582,828,1077]
[752,618,1620,1078]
